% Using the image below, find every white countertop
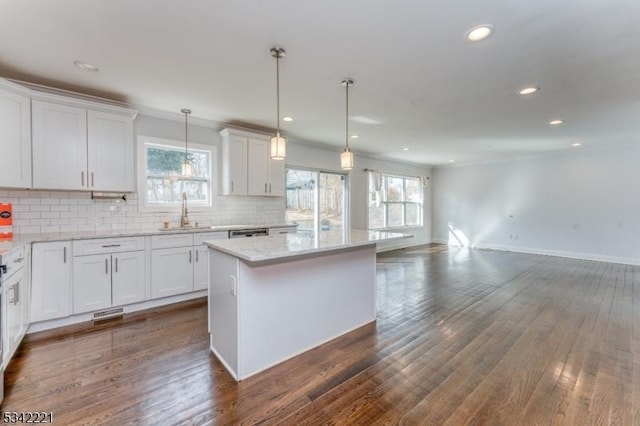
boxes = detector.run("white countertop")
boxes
[0,223,296,256]
[204,229,412,263]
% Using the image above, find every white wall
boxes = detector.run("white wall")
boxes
[432,142,640,264]
[287,142,432,250]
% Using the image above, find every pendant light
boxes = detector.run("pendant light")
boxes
[270,47,286,160]
[340,78,354,170]
[181,108,193,177]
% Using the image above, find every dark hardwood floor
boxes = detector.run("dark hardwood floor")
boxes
[3,244,638,425]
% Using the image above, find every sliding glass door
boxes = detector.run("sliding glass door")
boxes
[286,168,347,234]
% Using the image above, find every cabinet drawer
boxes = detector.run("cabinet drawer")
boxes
[2,246,26,278]
[73,237,145,256]
[151,233,194,249]
[194,231,228,245]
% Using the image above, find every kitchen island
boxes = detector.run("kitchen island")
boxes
[204,229,411,380]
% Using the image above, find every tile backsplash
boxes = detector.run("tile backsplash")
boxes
[0,189,285,235]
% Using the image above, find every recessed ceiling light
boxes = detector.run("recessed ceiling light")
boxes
[74,61,99,72]
[402,148,410,151]
[519,87,539,95]
[282,116,293,122]
[572,142,582,147]
[549,119,564,126]
[350,134,359,139]
[465,25,495,42]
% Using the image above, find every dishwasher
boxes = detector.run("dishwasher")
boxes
[228,228,269,238]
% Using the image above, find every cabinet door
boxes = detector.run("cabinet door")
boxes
[268,156,285,196]
[193,245,209,291]
[112,251,146,306]
[20,248,31,339]
[151,247,194,299]
[32,100,88,190]
[247,138,269,196]
[0,86,31,188]
[3,272,22,365]
[223,134,247,195]
[73,254,112,314]
[87,110,134,192]
[31,242,72,322]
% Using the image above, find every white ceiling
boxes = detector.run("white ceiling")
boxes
[2,0,640,166]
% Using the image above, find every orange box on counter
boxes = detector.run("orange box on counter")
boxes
[0,203,13,240]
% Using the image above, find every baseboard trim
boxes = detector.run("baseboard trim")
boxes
[431,238,640,266]
[27,290,208,335]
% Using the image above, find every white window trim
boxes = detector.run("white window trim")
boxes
[137,135,217,213]
[367,173,423,230]
[285,166,350,233]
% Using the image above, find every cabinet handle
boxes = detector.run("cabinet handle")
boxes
[115,257,118,273]
[102,244,121,248]
[63,246,67,263]
[10,282,19,305]
[269,183,272,193]
[91,172,95,187]
[196,250,199,262]
[265,183,268,193]
[231,181,234,192]
[189,250,192,263]
[81,171,85,186]
[14,257,24,264]
[105,258,109,274]
[15,281,19,304]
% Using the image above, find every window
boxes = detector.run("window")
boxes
[368,173,423,229]
[138,136,213,210]
[285,168,348,233]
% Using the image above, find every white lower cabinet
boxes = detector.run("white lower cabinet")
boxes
[193,245,209,291]
[72,237,146,314]
[151,246,194,299]
[31,242,72,322]
[112,251,146,306]
[73,250,146,314]
[2,246,30,368]
[73,254,112,313]
[193,231,227,291]
[151,231,228,297]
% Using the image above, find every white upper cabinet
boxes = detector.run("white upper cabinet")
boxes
[221,130,248,195]
[31,96,136,192]
[220,128,285,197]
[32,101,88,190]
[0,81,31,188]
[87,110,134,191]
[247,138,269,196]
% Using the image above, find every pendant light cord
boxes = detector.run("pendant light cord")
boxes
[276,52,281,137]
[345,83,349,150]
[184,111,188,163]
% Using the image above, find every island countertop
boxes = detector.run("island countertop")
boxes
[204,229,412,263]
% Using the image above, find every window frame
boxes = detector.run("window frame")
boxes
[285,166,350,234]
[368,172,423,230]
[137,135,217,213]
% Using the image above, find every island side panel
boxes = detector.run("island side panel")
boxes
[209,249,240,380]
[237,245,376,380]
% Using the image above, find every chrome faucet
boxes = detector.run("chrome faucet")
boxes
[180,192,190,227]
